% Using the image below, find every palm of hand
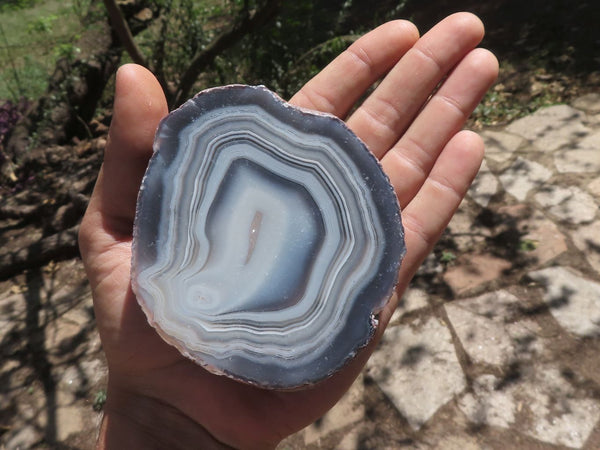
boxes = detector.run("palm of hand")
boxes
[79,13,497,449]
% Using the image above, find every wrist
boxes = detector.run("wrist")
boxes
[97,383,232,450]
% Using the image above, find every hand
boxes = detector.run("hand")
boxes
[79,12,498,449]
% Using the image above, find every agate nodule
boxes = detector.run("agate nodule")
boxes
[131,85,405,389]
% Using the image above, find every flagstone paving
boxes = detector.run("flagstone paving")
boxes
[281,95,600,449]
[1,95,599,449]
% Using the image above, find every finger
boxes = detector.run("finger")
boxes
[392,130,484,308]
[89,64,168,237]
[382,48,498,207]
[289,20,419,117]
[347,12,485,158]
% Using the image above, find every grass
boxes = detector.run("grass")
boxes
[0,0,90,101]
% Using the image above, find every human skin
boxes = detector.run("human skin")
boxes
[79,12,498,450]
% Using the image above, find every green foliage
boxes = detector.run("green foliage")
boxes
[135,0,406,101]
[0,0,40,13]
[0,0,91,101]
[93,389,107,411]
[519,239,538,252]
[440,250,457,265]
[236,0,352,95]
[53,43,81,61]
[26,13,58,34]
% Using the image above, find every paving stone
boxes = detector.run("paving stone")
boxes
[529,266,600,337]
[506,104,590,151]
[4,425,39,450]
[589,178,600,199]
[534,185,597,224]
[367,317,466,430]
[443,254,511,295]
[481,129,524,163]
[571,220,600,273]
[528,368,600,448]
[459,366,600,448]
[469,159,498,207]
[554,148,600,173]
[56,405,84,441]
[499,157,552,201]
[572,93,600,113]
[304,374,364,445]
[497,204,568,266]
[445,290,544,366]
[390,287,429,323]
[522,214,568,266]
[447,201,490,252]
[579,130,600,149]
[334,425,361,449]
[459,374,516,428]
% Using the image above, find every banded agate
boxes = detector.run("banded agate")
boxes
[131,85,405,389]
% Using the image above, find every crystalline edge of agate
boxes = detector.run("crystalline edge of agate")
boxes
[130,84,406,390]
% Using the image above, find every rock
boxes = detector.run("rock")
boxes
[390,288,429,323]
[523,216,567,266]
[497,206,568,266]
[554,148,600,173]
[571,220,600,273]
[534,185,597,224]
[459,374,516,428]
[303,374,364,445]
[443,254,511,295]
[481,130,523,163]
[56,405,84,441]
[506,105,590,151]
[132,84,405,389]
[529,266,600,337]
[578,130,600,149]
[499,157,552,201]
[367,317,466,430]
[588,178,600,199]
[572,93,600,113]
[469,159,498,207]
[445,290,544,366]
[4,425,39,450]
[335,425,362,449]
[446,200,490,252]
[459,366,600,448]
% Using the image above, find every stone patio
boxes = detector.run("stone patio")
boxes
[280,93,600,449]
[2,94,600,449]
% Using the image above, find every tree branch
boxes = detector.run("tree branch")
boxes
[173,0,282,107]
[103,0,147,67]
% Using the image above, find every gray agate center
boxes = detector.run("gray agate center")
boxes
[131,85,405,389]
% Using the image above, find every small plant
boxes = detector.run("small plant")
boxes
[93,389,107,411]
[440,250,457,265]
[53,43,81,61]
[519,238,538,252]
[27,14,58,34]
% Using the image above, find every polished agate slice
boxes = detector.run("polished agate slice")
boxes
[131,85,405,389]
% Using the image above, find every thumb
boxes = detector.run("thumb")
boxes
[83,64,168,244]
